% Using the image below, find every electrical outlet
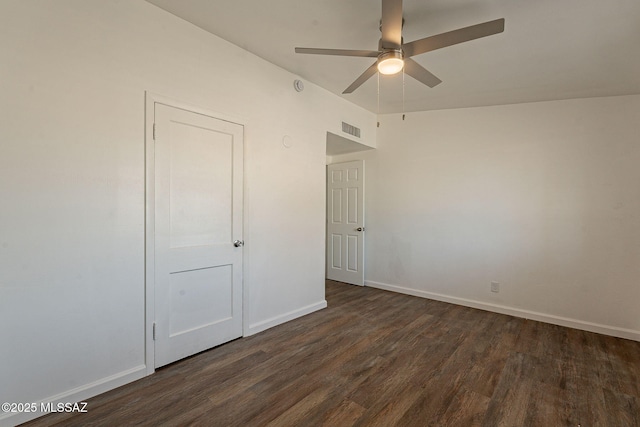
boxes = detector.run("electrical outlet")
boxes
[491,281,500,293]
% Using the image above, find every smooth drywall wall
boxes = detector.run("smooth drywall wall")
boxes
[333,95,639,340]
[0,1,375,425]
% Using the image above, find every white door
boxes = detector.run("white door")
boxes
[154,103,243,368]
[326,160,365,286]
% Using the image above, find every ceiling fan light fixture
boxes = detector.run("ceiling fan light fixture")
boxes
[377,50,404,75]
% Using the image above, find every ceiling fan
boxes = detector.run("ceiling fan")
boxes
[295,0,505,94]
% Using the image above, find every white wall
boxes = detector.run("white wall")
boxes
[0,1,375,425]
[333,95,640,341]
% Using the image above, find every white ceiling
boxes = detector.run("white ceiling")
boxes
[146,0,640,114]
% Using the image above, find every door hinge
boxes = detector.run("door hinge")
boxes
[152,123,156,140]
[152,322,156,340]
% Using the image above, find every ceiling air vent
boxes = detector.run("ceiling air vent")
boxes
[342,122,361,138]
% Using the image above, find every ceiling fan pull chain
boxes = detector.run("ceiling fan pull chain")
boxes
[402,68,406,121]
[377,71,380,127]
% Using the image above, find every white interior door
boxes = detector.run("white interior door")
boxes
[154,102,243,368]
[326,160,365,286]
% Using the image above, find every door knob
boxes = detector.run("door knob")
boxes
[233,240,244,247]
[356,227,365,232]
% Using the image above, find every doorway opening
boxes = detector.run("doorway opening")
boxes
[325,132,374,287]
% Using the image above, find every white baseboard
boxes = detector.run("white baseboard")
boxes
[365,280,640,342]
[246,300,327,336]
[0,365,147,427]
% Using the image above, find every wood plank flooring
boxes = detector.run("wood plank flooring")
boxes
[23,280,640,426]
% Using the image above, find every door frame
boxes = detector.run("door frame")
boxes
[144,92,248,375]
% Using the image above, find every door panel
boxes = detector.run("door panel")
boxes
[326,160,364,285]
[168,123,233,248]
[168,265,232,336]
[347,235,358,272]
[154,103,243,368]
[332,189,342,222]
[347,187,358,223]
[331,234,342,268]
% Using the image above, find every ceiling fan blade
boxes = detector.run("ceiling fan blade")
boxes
[343,61,379,94]
[403,58,442,88]
[403,18,505,57]
[381,0,403,49]
[295,47,379,57]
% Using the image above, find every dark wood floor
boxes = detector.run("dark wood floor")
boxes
[24,280,639,426]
